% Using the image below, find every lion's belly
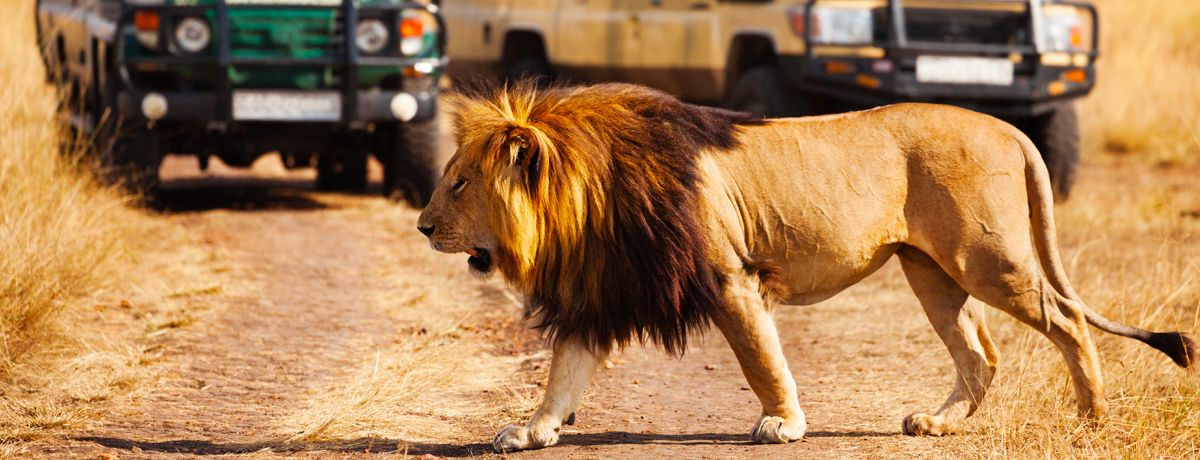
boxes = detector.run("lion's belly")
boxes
[750,211,906,306]
[772,243,902,305]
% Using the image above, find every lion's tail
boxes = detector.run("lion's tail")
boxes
[1016,129,1197,369]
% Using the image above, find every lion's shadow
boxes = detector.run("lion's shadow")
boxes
[77,430,897,456]
[75,436,491,457]
[558,430,897,447]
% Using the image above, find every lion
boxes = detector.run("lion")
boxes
[416,82,1196,452]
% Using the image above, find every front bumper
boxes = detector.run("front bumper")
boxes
[781,54,1095,117]
[116,89,438,124]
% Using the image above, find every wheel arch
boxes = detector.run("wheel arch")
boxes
[725,32,779,98]
[500,28,550,69]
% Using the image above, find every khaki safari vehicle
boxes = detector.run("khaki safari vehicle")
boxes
[443,0,1098,200]
[36,0,447,205]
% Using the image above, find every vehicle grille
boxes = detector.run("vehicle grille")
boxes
[226,9,343,59]
[901,7,1031,46]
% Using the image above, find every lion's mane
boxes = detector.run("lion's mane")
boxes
[447,82,762,354]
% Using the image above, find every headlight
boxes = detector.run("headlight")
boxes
[1043,5,1094,52]
[173,17,211,54]
[399,9,438,56]
[355,18,389,54]
[789,4,873,45]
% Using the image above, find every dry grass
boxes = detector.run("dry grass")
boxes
[0,2,141,375]
[1081,0,1200,165]
[0,0,162,452]
[278,200,539,450]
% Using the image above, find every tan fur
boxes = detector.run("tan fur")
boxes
[418,85,1194,451]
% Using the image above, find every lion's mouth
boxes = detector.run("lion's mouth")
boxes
[466,248,493,273]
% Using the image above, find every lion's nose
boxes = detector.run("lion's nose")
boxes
[417,225,435,237]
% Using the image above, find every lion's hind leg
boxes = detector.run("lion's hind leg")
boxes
[898,246,998,436]
[917,231,1108,420]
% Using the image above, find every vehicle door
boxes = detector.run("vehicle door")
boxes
[555,0,632,82]
[619,0,719,99]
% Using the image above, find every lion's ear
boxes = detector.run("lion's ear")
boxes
[506,128,542,190]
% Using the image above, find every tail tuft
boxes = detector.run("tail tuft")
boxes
[1145,332,1198,368]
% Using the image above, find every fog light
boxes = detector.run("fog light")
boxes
[142,92,168,120]
[390,93,418,121]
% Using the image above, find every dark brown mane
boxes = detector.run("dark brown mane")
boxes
[448,81,762,355]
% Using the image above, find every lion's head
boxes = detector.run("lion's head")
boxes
[418,82,760,354]
[417,153,497,274]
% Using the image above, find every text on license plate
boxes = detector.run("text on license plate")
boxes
[232,91,341,121]
[915,56,1014,86]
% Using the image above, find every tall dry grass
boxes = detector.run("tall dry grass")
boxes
[0,0,142,375]
[1081,0,1200,164]
[0,0,151,448]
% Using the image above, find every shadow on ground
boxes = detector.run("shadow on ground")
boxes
[76,436,492,457]
[77,430,898,456]
[149,176,382,213]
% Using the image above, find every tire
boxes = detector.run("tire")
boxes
[316,148,369,191]
[1026,104,1080,202]
[506,55,554,87]
[381,120,441,207]
[100,127,162,195]
[725,66,818,118]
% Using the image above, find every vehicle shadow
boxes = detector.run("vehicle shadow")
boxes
[152,177,333,213]
[555,429,897,447]
[148,155,385,213]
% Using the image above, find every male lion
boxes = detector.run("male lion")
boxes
[417,82,1196,451]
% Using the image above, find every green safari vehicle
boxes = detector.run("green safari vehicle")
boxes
[36,0,446,205]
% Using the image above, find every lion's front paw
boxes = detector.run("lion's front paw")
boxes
[902,413,957,436]
[493,424,559,452]
[750,414,807,444]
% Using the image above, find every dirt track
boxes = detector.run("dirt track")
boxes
[30,142,1199,458]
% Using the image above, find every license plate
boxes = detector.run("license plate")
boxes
[232,91,341,121]
[915,56,1014,86]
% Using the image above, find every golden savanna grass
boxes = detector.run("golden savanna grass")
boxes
[1080,0,1200,164]
[0,3,141,378]
[0,0,157,450]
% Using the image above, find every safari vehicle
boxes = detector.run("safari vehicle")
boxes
[443,0,1098,200]
[35,0,446,205]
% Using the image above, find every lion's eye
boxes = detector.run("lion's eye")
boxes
[451,177,467,193]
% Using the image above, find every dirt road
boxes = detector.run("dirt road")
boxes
[30,145,1199,458]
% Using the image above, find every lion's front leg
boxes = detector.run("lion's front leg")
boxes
[494,338,605,452]
[715,274,807,443]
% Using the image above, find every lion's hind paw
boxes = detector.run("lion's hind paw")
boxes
[902,413,958,436]
[493,423,559,452]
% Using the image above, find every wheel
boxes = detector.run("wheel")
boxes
[381,120,441,207]
[99,127,162,195]
[316,148,369,191]
[725,66,820,118]
[506,55,554,87]
[1025,104,1080,202]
